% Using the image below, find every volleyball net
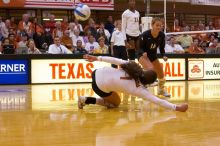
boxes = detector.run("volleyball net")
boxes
[141,0,220,54]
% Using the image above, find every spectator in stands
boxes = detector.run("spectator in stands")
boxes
[52,21,63,39]
[188,38,205,54]
[1,19,10,39]
[33,28,53,51]
[181,20,190,32]
[74,40,88,54]
[8,33,17,47]
[69,22,76,38]
[27,39,41,54]
[83,30,92,44]
[97,28,109,46]
[94,37,109,54]
[84,18,98,40]
[176,28,193,52]
[72,28,85,47]
[1,38,15,54]
[85,35,99,54]
[18,14,33,37]
[165,36,184,54]
[8,28,16,36]
[97,22,111,42]
[207,38,220,54]
[32,17,44,35]
[197,21,206,31]
[105,15,115,35]
[44,14,56,33]
[48,36,71,54]
[97,23,109,45]
[173,19,182,32]
[74,18,83,34]
[207,34,216,46]
[209,38,219,47]
[10,17,17,31]
[110,20,128,68]
[61,16,69,31]
[17,32,28,48]
[207,21,215,30]
[0,38,9,52]
[190,25,196,31]
[61,30,74,52]
[0,16,5,40]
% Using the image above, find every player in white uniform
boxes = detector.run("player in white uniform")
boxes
[78,55,188,112]
[122,0,140,60]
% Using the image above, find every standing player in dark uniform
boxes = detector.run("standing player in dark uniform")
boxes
[138,17,170,97]
[122,0,140,60]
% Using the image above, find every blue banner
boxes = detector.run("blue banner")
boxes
[0,60,29,84]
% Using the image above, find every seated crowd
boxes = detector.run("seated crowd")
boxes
[0,14,220,55]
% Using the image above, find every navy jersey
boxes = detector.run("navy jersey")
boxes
[138,30,165,61]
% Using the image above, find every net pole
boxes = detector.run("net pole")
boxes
[164,0,167,33]
[173,0,176,32]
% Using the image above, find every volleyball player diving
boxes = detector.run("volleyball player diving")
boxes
[138,17,171,97]
[78,54,188,112]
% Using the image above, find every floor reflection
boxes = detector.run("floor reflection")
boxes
[0,81,220,146]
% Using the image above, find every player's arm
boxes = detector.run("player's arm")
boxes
[133,87,176,111]
[159,33,168,61]
[137,33,146,59]
[83,54,128,65]
[110,31,115,56]
[121,12,127,35]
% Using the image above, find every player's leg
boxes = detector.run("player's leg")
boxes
[112,45,120,68]
[151,59,170,97]
[126,35,136,60]
[78,70,121,109]
[78,92,121,109]
[138,55,154,70]
[103,92,121,108]
[120,46,128,61]
[138,55,158,87]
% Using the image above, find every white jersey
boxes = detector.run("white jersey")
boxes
[95,56,176,111]
[111,29,126,46]
[122,9,140,37]
[48,44,72,54]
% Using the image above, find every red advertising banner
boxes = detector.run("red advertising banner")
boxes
[25,0,74,9]
[75,0,114,10]
[0,0,25,7]
[0,0,114,10]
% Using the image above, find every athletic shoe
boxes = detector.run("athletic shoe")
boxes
[78,96,86,109]
[176,103,188,112]
[158,89,171,97]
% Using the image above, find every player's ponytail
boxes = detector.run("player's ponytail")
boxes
[120,61,144,87]
[120,61,157,87]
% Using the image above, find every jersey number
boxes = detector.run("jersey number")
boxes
[134,17,139,22]
[150,43,157,50]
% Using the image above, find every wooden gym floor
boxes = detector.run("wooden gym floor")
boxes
[0,80,220,146]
